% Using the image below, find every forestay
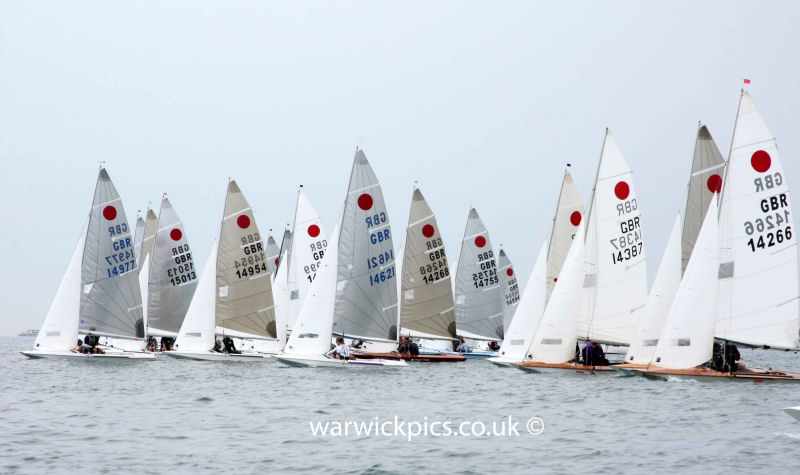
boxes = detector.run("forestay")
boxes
[333,149,398,341]
[215,180,276,339]
[79,168,144,338]
[716,91,799,349]
[399,188,456,339]
[579,131,648,345]
[454,208,504,340]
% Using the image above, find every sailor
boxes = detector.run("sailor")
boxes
[327,337,352,360]
[397,337,409,354]
[222,336,241,354]
[583,341,606,366]
[455,337,470,353]
[488,341,500,351]
[213,338,223,353]
[407,338,419,356]
[85,329,100,354]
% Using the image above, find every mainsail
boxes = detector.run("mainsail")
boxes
[547,171,584,302]
[716,91,799,349]
[454,207,504,340]
[333,149,398,341]
[79,168,144,338]
[653,200,719,369]
[266,234,280,276]
[399,188,456,339]
[140,208,158,265]
[497,249,520,337]
[682,124,726,274]
[579,130,648,345]
[133,215,145,264]
[625,214,682,364]
[147,197,197,335]
[287,190,327,330]
[215,180,277,339]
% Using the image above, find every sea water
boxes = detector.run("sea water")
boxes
[1,336,799,474]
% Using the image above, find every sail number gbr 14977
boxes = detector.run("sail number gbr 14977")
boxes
[610,217,643,264]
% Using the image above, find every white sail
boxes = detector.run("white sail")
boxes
[33,225,87,351]
[333,149,398,342]
[272,231,291,347]
[682,125,726,274]
[625,214,682,363]
[399,188,456,339]
[526,225,586,364]
[276,229,292,277]
[284,224,341,355]
[147,197,198,335]
[215,180,276,339]
[287,190,328,330]
[79,168,144,339]
[454,207,504,340]
[653,199,719,369]
[716,91,799,349]
[140,208,158,265]
[497,249,520,336]
[133,215,145,265]
[498,240,547,361]
[174,241,219,352]
[138,254,151,331]
[579,130,648,345]
[266,234,280,276]
[547,171,584,302]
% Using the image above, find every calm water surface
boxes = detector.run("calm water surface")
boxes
[2,337,799,474]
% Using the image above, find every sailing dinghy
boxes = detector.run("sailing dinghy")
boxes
[23,168,153,359]
[489,168,584,367]
[355,188,465,362]
[167,180,275,361]
[632,92,800,382]
[453,207,503,357]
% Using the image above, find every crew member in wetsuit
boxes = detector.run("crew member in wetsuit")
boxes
[222,336,241,354]
[582,341,606,366]
[397,337,409,354]
[407,338,419,356]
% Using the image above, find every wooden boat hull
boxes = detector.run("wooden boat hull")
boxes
[21,349,155,360]
[164,351,269,362]
[274,354,408,368]
[632,366,800,382]
[515,361,616,375]
[354,352,466,362]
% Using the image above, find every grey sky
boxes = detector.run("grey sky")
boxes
[2,1,799,335]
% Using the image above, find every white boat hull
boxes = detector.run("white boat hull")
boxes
[21,349,155,360]
[164,351,269,362]
[274,354,408,368]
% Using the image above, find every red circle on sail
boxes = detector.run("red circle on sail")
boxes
[570,211,582,226]
[307,224,320,237]
[170,228,182,241]
[506,268,513,277]
[422,224,435,238]
[474,236,486,248]
[614,181,630,200]
[751,150,771,173]
[102,206,117,220]
[706,174,722,193]
[357,194,374,210]
[553,277,558,282]
[274,258,279,266]
[237,215,251,229]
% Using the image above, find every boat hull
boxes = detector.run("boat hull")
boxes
[631,366,800,382]
[164,351,269,362]
[354,352,466,363]
[274,354,408,368]
[515,361,615,375]
[20,349,155,360]
[784,406,800,421]
[460,351,499,359]
[486,357,520,367]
